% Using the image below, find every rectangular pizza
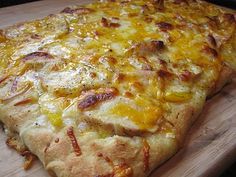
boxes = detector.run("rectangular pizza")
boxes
[0,0,235,177]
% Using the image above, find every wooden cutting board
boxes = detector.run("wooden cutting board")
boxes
[0,1,236,177]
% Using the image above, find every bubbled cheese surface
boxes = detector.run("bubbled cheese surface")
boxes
[0,0,235,133]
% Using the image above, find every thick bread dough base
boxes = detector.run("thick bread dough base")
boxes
[0,66,233,177]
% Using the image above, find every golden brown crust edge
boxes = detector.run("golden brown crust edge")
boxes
[21,126,178,177]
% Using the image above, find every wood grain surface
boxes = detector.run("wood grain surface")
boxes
[0,1,236,177]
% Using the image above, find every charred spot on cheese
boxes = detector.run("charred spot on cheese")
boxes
[67,126,82,156]
[110,22,121,28]
[157,69,172,78]
[108,57,117,64]
[132,40,165,56]
[151,40,165,50]
[158,59,167,66]
[115,73,126,83]
[207,34,217,48]
[132,82,144,92]
[140,40,165,53]
[101,17,120,28]
[101,17,109,27]
[30,34,41,39]
[124,91,134,98]
[78,88,118,110]
[222,13,236,24]
[142,139,150,172]
[61,7,94,14]
[205,16,219,28]
[89,72,97,78]
[179,70,193,82]
[21,52,54,62]
[202,46,218,58]
[156,22,173,32]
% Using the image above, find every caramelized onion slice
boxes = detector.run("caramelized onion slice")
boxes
[22,52,54,62]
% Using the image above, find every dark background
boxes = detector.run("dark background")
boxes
[208,0,236,9]
[0,0,235,177]
[0,0,39,7]
[0,0,236,8]
[0,0,235,8]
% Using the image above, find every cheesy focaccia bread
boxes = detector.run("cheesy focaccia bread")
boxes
[0,0,236,176]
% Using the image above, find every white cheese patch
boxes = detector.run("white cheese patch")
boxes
[35,115,48,127]
[63,118,75,126]
[48,44,71,59]
[111,43,124,55]
[65,37,81,48]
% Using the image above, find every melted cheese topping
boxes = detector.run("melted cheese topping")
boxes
[109,103,161,130]
[0,0,235,133]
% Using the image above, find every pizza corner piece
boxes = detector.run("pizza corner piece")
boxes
[0,0,235,177]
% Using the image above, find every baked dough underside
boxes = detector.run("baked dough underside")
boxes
[0,0,235,177]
